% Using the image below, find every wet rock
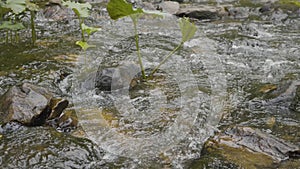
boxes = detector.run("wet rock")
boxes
[56,109,78,132]
[95,62,140,92]
[141,2,156,11]
[176,5,227,20]
[48,98,69,119]
[0,83,52,125]
[48,0,62,5]
[158,1,180,15]
[95,67,116,92]
[0,124,104,168]
[226,6,251,19]
[191,143,273,169]
[209,126,299,162]
[42,4,74,21]
[259,3,273,13]
[0,83,68,126]
[290,85,300,113]
[247,81,300,111]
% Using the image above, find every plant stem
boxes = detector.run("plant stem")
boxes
[15,31,18,43]
[150,42,184,77]
[131,16,146,79]
[30,11,36,45]
[80,18,85,42]
[5,30,8,44]
[9,30,12,43]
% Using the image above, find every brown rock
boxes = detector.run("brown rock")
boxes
[0,83,69,126]
[210,126,299,162]
[0,83,52,125]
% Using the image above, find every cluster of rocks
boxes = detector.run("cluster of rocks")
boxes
[41,0,300,22]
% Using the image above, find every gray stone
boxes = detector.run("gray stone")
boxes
[0,83,52,125]
[0,83,68,126]
[290,85,300,113]
[211,126,300,161]
[95,62,140,92]
[0,123,104,168]
[158,1,180,15]
[176,4,228,20]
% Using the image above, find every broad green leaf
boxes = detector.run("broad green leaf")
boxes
[0,21,25,30]
[76,41,95,51]
[107,0,144,20]
[4,0,26,14]
[179,18,197,43]
[81,23,101,36]
[25,0,39,11]
[62,1,91,18]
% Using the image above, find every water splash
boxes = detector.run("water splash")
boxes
[71,15,227,166]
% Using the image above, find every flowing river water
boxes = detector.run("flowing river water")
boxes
[0,1,299,168]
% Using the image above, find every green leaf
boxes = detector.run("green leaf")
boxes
[0,21,25,30]
[4,0,26,14]
[81,23,101,36]
[76,41,95,51]
[107,0,144,20]
[25,0,39,11]
[62,0,91,18]
[179,18,197,43]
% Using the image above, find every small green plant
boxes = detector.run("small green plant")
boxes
[107,0,197,79]
[0,21,25,43]
[26,0,39,45]
[0,0,39,45]
[62,0,100,51]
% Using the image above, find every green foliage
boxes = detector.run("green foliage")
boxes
[76,41,95,51]
[81,23,101,36]
[63,1,99,51]
[2,0,26,14]
[0,21,25,30]
[107,0,144,20]
[0,21,25,43]
[179,17,197,43]
[279,0,300,7]
[236,0,263,8]
[0,0,40,45]
[106,0,197,79]
[62,0,91,18]
[25,0,39,12]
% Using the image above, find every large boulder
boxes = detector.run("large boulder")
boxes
[0,83,68,126]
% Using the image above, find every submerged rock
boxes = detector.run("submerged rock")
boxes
[0,83,68,126]
[95,67,116,92]
[208,126,299,162]
[0,122,104,169]
[47,109,79,133]
[95,62,140,92]
[290,85,300,113]
[192,126,300,168]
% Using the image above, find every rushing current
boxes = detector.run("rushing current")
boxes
[70,15,227,166]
